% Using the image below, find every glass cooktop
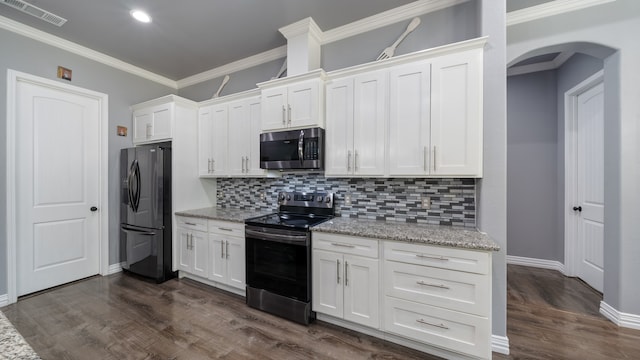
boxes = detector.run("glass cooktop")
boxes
[245,212,332,229]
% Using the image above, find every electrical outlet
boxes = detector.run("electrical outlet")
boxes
[421,195,431,209]
[344,193,352,206]
[260,192,266,201]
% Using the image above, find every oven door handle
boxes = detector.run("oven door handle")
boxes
[246,229,308,245]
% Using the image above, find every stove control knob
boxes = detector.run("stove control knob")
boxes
[316,196,323,202]
[325,197,332,203]
[278,193,285,202]
[286,194,291,201]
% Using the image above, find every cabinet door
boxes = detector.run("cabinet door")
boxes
[133,110,152,144]
[261,86,287,131]
[288,80,321,129]
[176,228,192,272]
[226,236,246,290]
[227,100,248,175]
[209,234,226,283]
[151,104,172,141]
[198,106,214,176]
[352,71,387,176]
[246,97,265,176]
[191,231,209,278]
[343,255,380,328]
[325,78,354,176]
[312,250,343,318]
[211,104,229,175]
[389,61,431,176]
[431,50,482,176]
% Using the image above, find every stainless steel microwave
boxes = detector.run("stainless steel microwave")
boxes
[259,127,324,170]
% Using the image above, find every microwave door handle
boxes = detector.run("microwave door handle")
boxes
[298,130,305,166]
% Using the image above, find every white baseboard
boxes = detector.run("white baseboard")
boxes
[507,255,566,274]
[0,294,8,307]
[491,334,510,355]
[107,262,125,275]
[600,301,640,330]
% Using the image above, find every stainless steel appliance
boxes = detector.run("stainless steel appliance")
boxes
[245,191,334,325]
[259,127,324,170]
[120,142,175,283]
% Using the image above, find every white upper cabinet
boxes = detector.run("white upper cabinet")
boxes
[132,100,173,144]
[430,49,483,177]
[325,37,486,178]
[388,61,431,176]
[325,70,387,177]
[258,70,325,131]
[198,91,266,178]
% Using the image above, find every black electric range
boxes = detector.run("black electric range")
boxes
[244,191,334,325]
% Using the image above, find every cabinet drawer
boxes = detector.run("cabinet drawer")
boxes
[384,241,489,274]
[312,233,378,258]
[208,220,244,237]
[384,297,490,359]
[176,216,208,232]
[384,261,489,316]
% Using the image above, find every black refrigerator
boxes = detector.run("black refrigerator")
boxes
[120,142,175,283]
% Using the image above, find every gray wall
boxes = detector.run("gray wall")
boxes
[321,1,478,72]
[0,28,174,294]
[477,0,508,338]
[506,53,603,264]
[507,70,560,260]
[177,1,479,103]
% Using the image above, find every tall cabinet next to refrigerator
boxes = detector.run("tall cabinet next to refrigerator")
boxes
[120,142,175,282]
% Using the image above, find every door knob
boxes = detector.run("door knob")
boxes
[572,206,582,212]
[90,206,98,212]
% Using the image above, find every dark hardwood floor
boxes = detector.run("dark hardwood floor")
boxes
[1,274,437,360]
[2,265,640,359]
[494,265,640,359]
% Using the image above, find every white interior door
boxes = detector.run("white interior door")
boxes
[16,79,101,296]
[575,82,605,292]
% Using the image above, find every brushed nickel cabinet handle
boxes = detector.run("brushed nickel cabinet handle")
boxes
[416,254,449,261]
[433,146,437,171]
[345,261,349,287]
[424,146,428,172]
[146,123,152,138]
[287,104,292,125]
[226,241,230,259]
[185,222,197,226]
[331,242,355,248]
[337,259,341,284]
[416,318,449,329]
[282,105,286,125]
[417,281,450,290]
[221,240,224,259]
[218,227,233,232]
[354,150,359,171]
[347,151,352,172]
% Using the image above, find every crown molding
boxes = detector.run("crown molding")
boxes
[507,0,617,27]
[507,51,575,76]
[176,45,287,89]
[0,15,177,88]
[322,0,469,44]
[279,17,323,42]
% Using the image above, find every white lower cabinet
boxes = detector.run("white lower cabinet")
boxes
[312,232,493,360]
[208,221,245,291]
[176,217,209,278]
[312,233,380,329]
[175,216,245,295]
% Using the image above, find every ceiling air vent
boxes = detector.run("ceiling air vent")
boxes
[1,0,67,26]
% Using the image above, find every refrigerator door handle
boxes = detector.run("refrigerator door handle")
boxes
[133,160,141,212]
[121,225,157,236]
[127,160,136,212]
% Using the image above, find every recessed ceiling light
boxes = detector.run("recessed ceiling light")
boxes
[130,9,152,23]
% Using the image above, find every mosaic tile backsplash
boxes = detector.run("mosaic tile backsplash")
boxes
[216,173,476,228]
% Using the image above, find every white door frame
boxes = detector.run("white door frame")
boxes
[5,70,109,304]
[564,69,604,277]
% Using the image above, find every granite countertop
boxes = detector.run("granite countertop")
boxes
[312,216,500,251]
[175,207,273,223]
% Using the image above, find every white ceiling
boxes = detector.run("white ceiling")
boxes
[0,0,417,80]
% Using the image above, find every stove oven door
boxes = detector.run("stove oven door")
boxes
[245,225,311,302]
